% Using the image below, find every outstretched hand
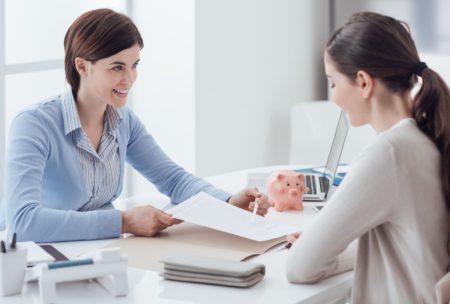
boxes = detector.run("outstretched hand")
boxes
[121,205,182,237]
[228,187,270,216]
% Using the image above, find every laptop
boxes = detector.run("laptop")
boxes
[301,110,349,201]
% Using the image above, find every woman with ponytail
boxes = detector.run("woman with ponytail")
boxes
[285,12,450,303]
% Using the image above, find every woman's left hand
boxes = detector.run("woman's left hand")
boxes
[286,232,302,245]
[228,187,270,216]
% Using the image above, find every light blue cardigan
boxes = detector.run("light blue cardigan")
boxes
[0,91,231,242]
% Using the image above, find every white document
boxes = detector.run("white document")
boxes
[165,192,299,242]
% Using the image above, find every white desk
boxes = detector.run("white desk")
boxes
[1,166,353,304]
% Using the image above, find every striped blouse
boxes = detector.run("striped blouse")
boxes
[1,87,231,242]
[61,89,121,211]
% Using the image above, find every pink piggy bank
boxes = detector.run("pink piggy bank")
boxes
[266,170,308,211]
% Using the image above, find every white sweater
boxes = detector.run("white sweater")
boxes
[286,119,450,303]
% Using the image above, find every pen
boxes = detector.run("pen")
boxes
[0,240,6,253]
[10,232,16,251]
[250,201,259,223]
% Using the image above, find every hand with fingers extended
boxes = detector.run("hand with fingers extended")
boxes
[121,205,183,237]
[228,187,271,216]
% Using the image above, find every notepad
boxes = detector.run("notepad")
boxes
[160,254,265,287]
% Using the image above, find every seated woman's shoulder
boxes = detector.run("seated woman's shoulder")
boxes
[16,95,61,117]
[11,95,63,131]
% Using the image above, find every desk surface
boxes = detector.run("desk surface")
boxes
[1,165,353,304]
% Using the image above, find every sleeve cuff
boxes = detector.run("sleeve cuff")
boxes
[97,209,122,239]
[203,187,232,203]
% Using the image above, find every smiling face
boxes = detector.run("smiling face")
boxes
[77,44,140,108]
[324,52,370,127]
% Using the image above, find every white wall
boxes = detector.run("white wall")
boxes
[129,0,196,195]
[129,0,329,196]
[195,0,329,176]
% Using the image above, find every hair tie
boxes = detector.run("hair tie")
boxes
[413,61,428,76]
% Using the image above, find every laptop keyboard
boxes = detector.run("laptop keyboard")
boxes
[319,176,330,193]
[305,175,316,194]
[305,175,330,195]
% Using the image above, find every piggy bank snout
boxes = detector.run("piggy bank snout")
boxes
[289,188,300,197]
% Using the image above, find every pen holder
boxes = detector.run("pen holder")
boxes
[0,248,27,296]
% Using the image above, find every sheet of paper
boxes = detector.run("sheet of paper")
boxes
[165,192,299,242]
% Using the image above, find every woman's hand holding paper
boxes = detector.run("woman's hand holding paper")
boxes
[228,187,270,216]
[121,205,182,237]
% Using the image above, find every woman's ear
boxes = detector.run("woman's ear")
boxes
[356,70,373,99]
[74,57,88,77]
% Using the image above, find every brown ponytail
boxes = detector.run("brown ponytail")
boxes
[414,68,450,264]
[413,68,450,212]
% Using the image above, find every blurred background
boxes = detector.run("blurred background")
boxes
[1,0,449,198]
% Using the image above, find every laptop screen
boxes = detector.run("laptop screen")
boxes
[323,110,349,181]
